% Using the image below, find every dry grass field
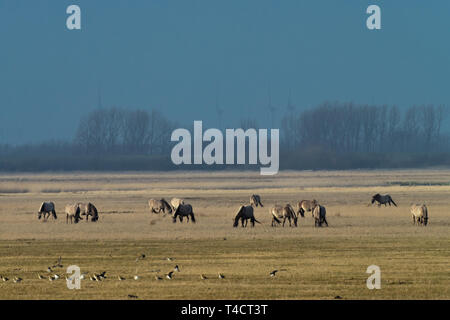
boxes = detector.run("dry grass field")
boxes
[0,170,449,299]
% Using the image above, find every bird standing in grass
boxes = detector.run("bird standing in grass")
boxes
[136,254,146,262]
[200,274,207,280]
[218,273,225,279]
[118,276,126,281]
[270,269,287,277]
[155,275,162,281]
[0,276,8,282]
[174,265,180,272]
[134,275,140,280]
[13,277,23,283]
[166,271,174,280]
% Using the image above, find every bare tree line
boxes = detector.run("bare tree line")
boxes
[1,103,450,171]
[75,108,176,155]
[280,102,449,153]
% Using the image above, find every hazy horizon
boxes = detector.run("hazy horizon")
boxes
[1,1,450,144]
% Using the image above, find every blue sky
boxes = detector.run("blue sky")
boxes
[0,1,449,144]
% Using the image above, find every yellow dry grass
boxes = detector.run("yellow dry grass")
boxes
[0,170,449,299]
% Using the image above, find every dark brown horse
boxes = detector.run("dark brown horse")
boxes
[371,194,397,207]
[233,205,261,227]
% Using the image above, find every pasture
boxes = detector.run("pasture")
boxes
[0,170,449,299]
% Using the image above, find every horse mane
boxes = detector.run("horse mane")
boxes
[233,206,244,227]
[235,206,244,218]
[89,203,98,215]
[39,202,45,212]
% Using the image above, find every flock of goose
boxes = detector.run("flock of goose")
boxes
[0,252,283,294]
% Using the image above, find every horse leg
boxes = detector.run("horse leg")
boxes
[323,217,329,227]
[282,217,286,227]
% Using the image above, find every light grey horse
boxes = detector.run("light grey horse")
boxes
[172,204,196,223]
[65,204,82,224]
[170,198,185,211]
[250,195,263,207]
[411,204,428,226]
[298,199,318,217]
[371,194,397,207]
[233,205,261,227]
[312,205,328,227]
[38,202,57,221]
[271,204,298,227]
[77,202,99,222]
[148,198,172,214]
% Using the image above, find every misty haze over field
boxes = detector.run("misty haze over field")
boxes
[1,1,450,145]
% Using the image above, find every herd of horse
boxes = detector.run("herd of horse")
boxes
[37,202,98,224]
[36,193,429,227]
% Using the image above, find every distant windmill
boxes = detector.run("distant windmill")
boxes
[287,88,295,115]
[267,86,277,128]
[97,82,103,109]
[215,84,224,129]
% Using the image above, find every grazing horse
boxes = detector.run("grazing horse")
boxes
[77,202,99,222]
[38,202,57,221]
[170,198,185,211]
[233,205,261,227]
[298,199,318,217]
[312,205,328,227]
[411,204,428,226]
[65,204,82,224]
[172,204,196,223]
[271,204,298,227]
[250,195,263,207]
[371,194,397,207]
[148,199,172,215]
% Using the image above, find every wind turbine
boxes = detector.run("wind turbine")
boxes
[267,86,277,128]
[215,84,224,129]
[287,88,295,115]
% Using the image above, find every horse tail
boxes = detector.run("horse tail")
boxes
[190,212,196,223]
[272,215,281,224]
[390,197,397,207]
